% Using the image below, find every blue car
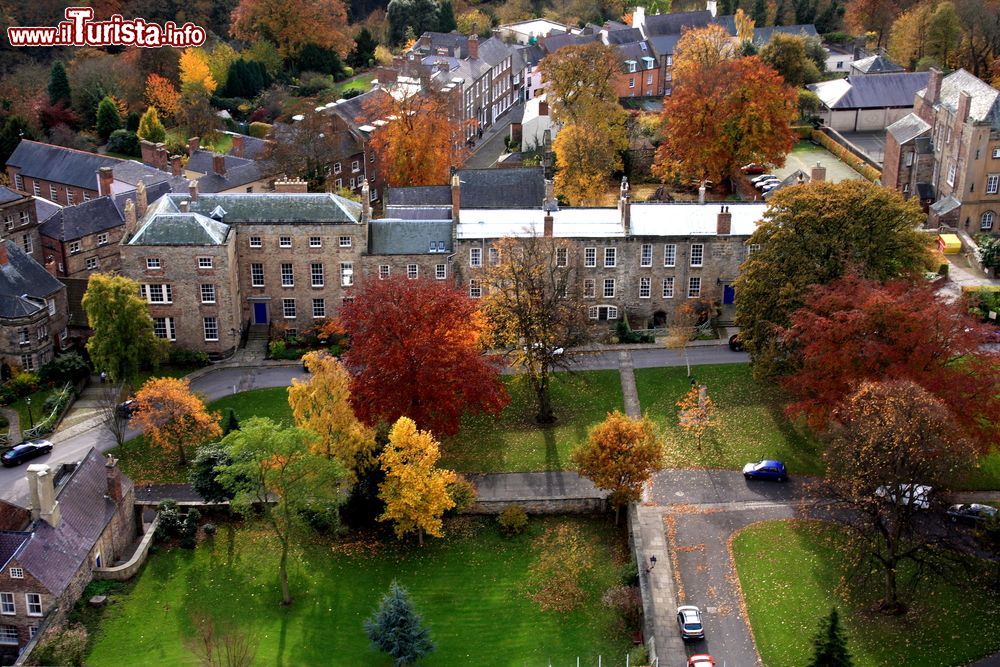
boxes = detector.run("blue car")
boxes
[742,460,787,482]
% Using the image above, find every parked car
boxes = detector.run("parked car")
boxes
[728,333,744,352]
[750,173,776,184]
[755,179,781,191]
[946,503,998,526]
[116,399,137,420]
[741,163,767,174]
[1,440,54,467]
[688,656,717,667]
[875,483,933,510]
[743,459,788,482]
[676,605,705,640]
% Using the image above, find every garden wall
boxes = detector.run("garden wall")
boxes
[469,497,607,515]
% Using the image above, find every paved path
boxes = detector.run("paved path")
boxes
[461,109,519,169]
[618,350,640,418]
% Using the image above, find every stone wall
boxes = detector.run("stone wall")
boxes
[94,514,158,582]
[469,497,607,515]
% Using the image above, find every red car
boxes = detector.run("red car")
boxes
[688,655,716,667]
[741,163,767,174]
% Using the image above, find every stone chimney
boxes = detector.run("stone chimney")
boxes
[698,182,706,205]
[619,176,631,236]
[274,179,308,193]
[706,0,717,16]
[136,180,148,217]
[955,91,972,136]
[451,171,461,223]
[169,155,182,177]
[212,154,226,177]
[188,180,199,201]
[187,136,200,157]
[123,199,137,238]
[179,199,190,213]
[361,179,372,223]
[98,166,114,197]
[231,134,245,158]
[139,140,158,167]
[106,455,123,503]
[154,144,169,171]
[0,242,8,266]
[632,6,645,29]
[926,68,943,105]
[543,179,556,209]
[717,205,732,235]
[808,162,825,182]
[26,464,60,527]
[543,212,553,237]
[539,99,549,116]
[419,33,430,51]
[468,34,479,59]
[436,60,449,74]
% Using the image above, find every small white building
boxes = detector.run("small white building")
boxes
[520,95,555,150]
[496,19,578,45]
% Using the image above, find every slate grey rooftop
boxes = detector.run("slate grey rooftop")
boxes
[368,219,454,255]
[809,72,930,109]
[0,240,65,315]
[930,69,1000,128]
[887,113,932,144]
[0,186,23,205]
[642,10,713,36]
[129,213,231,246]
[0,532,29,570]
[167,193,362,223]
[851,54,904,74]
[386,186,452,207]
[7,140,118,189]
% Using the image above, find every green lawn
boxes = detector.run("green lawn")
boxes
[634,364,822,473]
[959,451,1000,491]
[84,517,631,666]
[209,387,294,425]
[336,72,375,97]
[441,370,624,473]
[734,520,1000,667]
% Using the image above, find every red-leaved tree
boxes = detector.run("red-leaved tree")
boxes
[781,273,1000,449]
[341,276,510,436]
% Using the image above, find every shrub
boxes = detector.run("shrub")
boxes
[620,558,639,586]
[0,415,8,429]
[300,501,342,534]
[155,499,184,540]
[296,71,335,97]
[8,371,39,398]
[106,129,140,156]
[445,475,478,515]
[267,340,304,360]
[602,584,643,629]
[628,644,649,666]
[248,120,272,138]
[203,522,217,536]
[498,505,528,535]
[168,346,210,367]
[31,623,89,666]
[341,88,362,100]
[39,352,90,386]
[42,394,61,415]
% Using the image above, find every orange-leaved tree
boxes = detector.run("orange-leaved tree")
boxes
[288,351,376,482]
[670,24,737,83]
[378,417,457,546]
[341,276,509,436]
[230,0,353,59]
[572,411,664,523]
[362,86,468,187]
[133,377,222,466]
[676,384,716,450]
[144,74,181,120]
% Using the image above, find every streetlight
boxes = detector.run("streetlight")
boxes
[25,396,34,429]
[646,555,657,573]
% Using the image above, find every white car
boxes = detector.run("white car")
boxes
[755,178,781,190]
[875,483,933,510]
[750,173,776,184]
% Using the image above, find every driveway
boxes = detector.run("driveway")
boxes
[774,142,863,183]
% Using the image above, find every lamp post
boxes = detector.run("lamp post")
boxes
[646,555,657,573]
[25,396,34,430]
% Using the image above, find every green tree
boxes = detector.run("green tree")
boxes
[0,116,39,167]
[364,581,435,666]
[760,33,822,86]
[438,0,457,32]
[348,28,379,69]
[47,61,71,107]
[223,408,240,435]
[217,417,347,605]
[387,0,441,45]
[189,443,235,503]
[808,608,852,667]
[82,273,164,389]
[734,180,930,379]
[926,1,962,68]
[137,106,166,143]
[126,111,140,132]
[95,96,122,141]
[752,0,768,25]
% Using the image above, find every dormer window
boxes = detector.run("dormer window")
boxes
[643,57,655,69]
[626,60,637,73]
[640,42,647,51]
[209,205,227,220]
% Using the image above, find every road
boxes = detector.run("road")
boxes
[462,111,518,169]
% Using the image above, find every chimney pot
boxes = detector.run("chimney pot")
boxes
[154,145,168,171]
[212,154,226,177]
[926,68,943,105]
[451,172,461,223]
[468,34,479,59]
[26,464,60,527]
[188,180,199,201]
[169,155,182,177]
[98,166,114,197]
[136,180,148,216]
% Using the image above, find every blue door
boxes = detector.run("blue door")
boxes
[723,284,736,305]
[253,302,268,324]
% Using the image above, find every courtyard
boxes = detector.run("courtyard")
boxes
[774,141,866,183]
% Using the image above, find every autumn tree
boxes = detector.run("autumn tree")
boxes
[231,0,352,59]
[364,581,435,666]
[217,417,346,605]
[363,86,468,188]
[760,33,822,86]
[179,48,217,96]
[671,24,737,82]
[821,380,975,614]
[132,377,222,466]
[733,180,930,379]
[266,110,355,191]
[288,351,376,482]
[926,1,963,67]
[457,9,492,36]
[888,3,935,69]
[663,293,718,377]
[780,274,1000,449]
[653,56,797,189]
[341,276,508,436]
[378,417,457,546]
[846,0,907,47]
[735,8,756,45]
[572,411,664,523]
[82,273,164,389]
[137,105,166,143]
[145,74,182,120]
[676,384,716,450]
[481,235,592,424]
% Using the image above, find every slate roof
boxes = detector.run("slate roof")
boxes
[368,219,454,254]
[930,69,1000,129]
[642,10,714,36]
[477,37,513,66]
[753,24,818,44]
[13,449,133,597]
[227,133,270,160]
[384,205,453,220]
[38,181,171,242]
[0,240,64,316]
[7,141,118,190]
[0,187,23,205]
[458,167,545,208]
[130,213,230,246]
[930,195,961,215]
[851,54,904,74]
[605,27,644,44]
[648,34,682,57]
[386,186,451,207]
[414,31,470,57]
[618,41,657,67]
[0,532,29,569]
[34,197,62,224]
[809,72,929,109]
[887,113,932,144]
[542,32,600,53]
[329,88,393,130]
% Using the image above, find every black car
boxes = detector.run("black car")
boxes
[1,440,53,467]
[946,503,998,526]
[728,334,744,352]
[116,400,137,420]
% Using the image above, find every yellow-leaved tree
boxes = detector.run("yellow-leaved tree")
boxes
[179,48,217,96]
[288,351,376,482]
[378,417,456,546]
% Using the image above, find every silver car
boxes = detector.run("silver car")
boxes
[676,605,705,640]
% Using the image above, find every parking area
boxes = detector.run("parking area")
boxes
[773,142,864,183]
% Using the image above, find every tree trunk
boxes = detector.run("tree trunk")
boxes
[177,442,187,466]
[880,560,904,615]
[418,528,424,547]
[533,373,555,424]
[614,503,621,525]
[279,539,292,606]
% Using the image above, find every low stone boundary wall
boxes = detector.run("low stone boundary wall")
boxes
[94,515,159,581]
[469,497,606,514]
[466,471,609,515]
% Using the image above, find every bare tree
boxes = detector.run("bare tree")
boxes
[663,290,719,377]
[266,111,347,191]
[188,612,258,667]
[98,382,131,447]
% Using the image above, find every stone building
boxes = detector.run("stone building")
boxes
[0,188,45,267]
[0,450,135,663]
[0,241,69,373]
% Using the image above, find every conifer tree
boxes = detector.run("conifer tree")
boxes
[95,96,122,141]
[47,61,71,106]
[137,106,166,143]
[438,0,457,32]
[808,608,852,667]
[364,581,435,666]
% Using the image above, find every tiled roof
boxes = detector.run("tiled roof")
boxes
[38,181,171,242]
[932,69,1000,128]
[0,186,23,205]
[605,27,644,44]
[458,167,545,208]
[384,205,453,220]
[227,133,270,160]
[642,10,713,36]
[0,240,64,315]
[617,41,657,66]
[542,32,600,53]
[851,54,904,74]
[0,532,29,570]
[386,186,451,207]
[368,219,454,254]
[648,34,682,57]
[7,140,118,190]
[809,72,929,109]
[752,24,818,45]
[34,197,62,224]
[887,113,932,144]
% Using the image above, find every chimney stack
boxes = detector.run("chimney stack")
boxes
[154,144,168,171]
[361,179,371,222]
[212,154,226,177]
[632,6,645,28]
[468,34,479,59]
[436,60,449,74]
[187,136,200,157]
[716,205,732,235]
[136,180,148,216]
[140,140,157,167]
[179,199,190,213]
[543,212,553,237]
[0,242,8,266]
[420,33,430,50]
[451,171,461,223]
[619,176,631,236]
[231,134,245,158]
[539,99,549,116]
[926,68,943,105]
[955,91,972,136]
[274,179,308,193]
[698,183,706,205]
[123,199,137,238]
[810,162,826,182]
[98,166,114,197]
[26,464,60,527]
[169,155,182,177]
[106,455,123,503]
[188,180,199,201]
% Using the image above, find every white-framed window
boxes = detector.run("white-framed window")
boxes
[8,569,22,580]
[349,177,356,189]
[604,247,616,268]
[370,188,378,202]
[987,174,999,194]
[688,276,701,298]
[629,77,635,89]
[488,247,500,266]
[662,277,674,298]
[20,354,33,371]
[98,233,109,246]
[282,298,296,318]
[435,264,446,279]
[249,236,262,248]
[470,247,482,267]
[279,236,292,248]
[584,247,597,267]
[200,284,215,303]
[83,192,90,202]
[639,277,651,298]
[351,160,360,172]
[13,174,22,191]
[588,305,619,320]
[627,60,637,72]
[198,257,213,269]
[982,211,995,230]
[21,234,32,254]
[152,317,176,340]
[947,163,956,186]
[311,263,324,287]
[905,151,914,167]
[379,265,390,280]
[339,236,352,248]
[67,190,74,204]
[469,279,482,298]
[407,264,418,279]
[556,247,568,267]
[69,241,81,254]
[340,262,353,287]
[25,594,41,617]
[146,257,161,270]
[18,211,28,226]
[310,236,322,248]
[334,178,342,189]
[32,181,40,196]
[281,263,294,287]
[36,325,47,342]
[993,147,1000,159]
[333,162,342,174]
[312,298,326,318]
[85,257,98,270]
[251,263,264,287]
[664,244,676,267]
[49,184,57,200]
[0,593,13,615]
[28,625,38,639]
[640,244,652,267]
[690,243,704,267]
[603,278,615,298]
[0,625,17,645]
[203,317,219,341]
[3,215,10,230]
[145,284,172,303]
[747,243,761,256]
[18,328,28,345]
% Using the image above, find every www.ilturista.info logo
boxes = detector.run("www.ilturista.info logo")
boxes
[7,7,206,48]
